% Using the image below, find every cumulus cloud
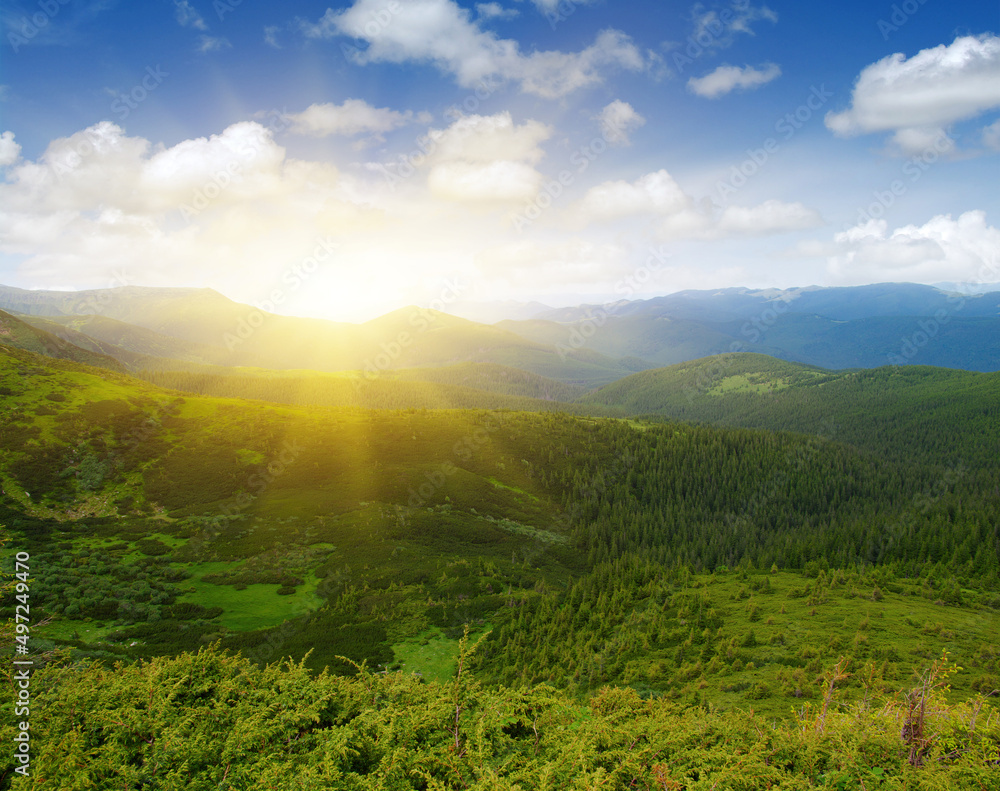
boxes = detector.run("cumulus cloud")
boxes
[428,112,551,164]
[594,100,646,145]
[285,99,430,138]
[716,200,821,236]
[0,131,21,167]
[825,34,1000,155]
[824,211,1000,284]
[567,169,820,240]
[304,0,646,98]
[422,111,552,202]
[687,63,780,98]
[571,170,689,223]
[0,120,375,290]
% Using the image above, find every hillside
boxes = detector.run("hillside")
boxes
[579,353,1000,468]
[17,313,230,369]
[1,346,998,722]
[0,286,643,386]
[0,310,125,372]
[136,362,591,411]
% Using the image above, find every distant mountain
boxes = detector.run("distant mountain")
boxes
[0,286,642,386]
[4,281,998,379]
[0,309,125,371]
[441,299,554,323]
[934,281,1000,295]
[18,313,229,367]
[505,283,1000,372]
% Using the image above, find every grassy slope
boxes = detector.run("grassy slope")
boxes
[579,353,1000,467]
[0,314,125,372]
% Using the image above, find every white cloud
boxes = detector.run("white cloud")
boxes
[520,0,596,14]
[264,25,281,48]
[198,35,231,53]
[0,121,373,292]
[716,200,821,236]
[426,112,551,165]
[571,170,689,223]
[285,100,430,138]
[687,63,780,98]
[594,100,646,145]
[428,160,542,201]
[825,34,1000,155]
[304,0,646,98]
[0,131,21,168]
[567,169,819,240]
[983,119,1000,151]
[476,2,518,20]
[174,0,208,31]
[824,211,1000,284]
[689,2,778,50]
[422,111,552,202]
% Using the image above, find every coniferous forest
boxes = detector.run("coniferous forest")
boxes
[1,339,999,788]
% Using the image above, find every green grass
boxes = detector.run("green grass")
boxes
[391,624,493,681]
[391,627,462,680]
[178,563,324,631]
[706,373,796,395]
[642,571,997,718]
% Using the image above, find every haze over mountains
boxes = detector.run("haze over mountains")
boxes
[1,281,998,383]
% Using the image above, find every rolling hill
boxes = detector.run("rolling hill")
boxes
[0,310,125,372]
[580,352,1000,468]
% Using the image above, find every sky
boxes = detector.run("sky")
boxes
[0,0,998,322]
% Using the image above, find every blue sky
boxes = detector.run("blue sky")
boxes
[0,0,997,321]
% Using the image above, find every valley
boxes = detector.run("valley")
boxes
[1,282,999,788]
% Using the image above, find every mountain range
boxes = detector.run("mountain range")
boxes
[0,281,998,387]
